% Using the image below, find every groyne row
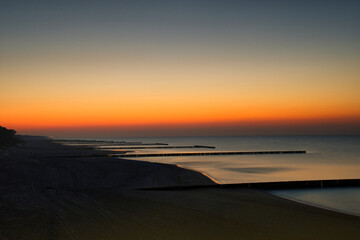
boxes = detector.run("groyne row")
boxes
[141,179,360,191]
[52,150,306,158]
[53,139,169,146]
[113,150,306,158]
[99,145,216,150]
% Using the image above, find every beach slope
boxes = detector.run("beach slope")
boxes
[0,136,359,240]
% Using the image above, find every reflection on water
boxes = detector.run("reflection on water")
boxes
[222,167,296,174]
[131,155,360,184]
[271,187,360,217]
[88,136,360,184]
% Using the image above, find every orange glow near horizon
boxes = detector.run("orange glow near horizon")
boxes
[4,109,360,132]
[1,1,360,137]
[2,54,360,133]
[2,67,360,135]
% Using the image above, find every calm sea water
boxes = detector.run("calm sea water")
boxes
[271,187,360,217]
[64,135,360,216]
[90,135,360,184]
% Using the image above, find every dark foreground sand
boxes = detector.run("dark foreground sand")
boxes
[0,136,359,240]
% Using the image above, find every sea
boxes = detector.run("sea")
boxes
[62,135,360,216]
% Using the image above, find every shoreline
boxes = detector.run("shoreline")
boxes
[0,135,359,239]
[271,187,360,217]
[272,191,360,217]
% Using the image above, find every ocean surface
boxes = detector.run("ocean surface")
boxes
[61,135,360,216]
[271,187,360,217]
[86,135,360,184]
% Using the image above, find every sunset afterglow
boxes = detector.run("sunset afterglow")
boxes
[1,1,359,137]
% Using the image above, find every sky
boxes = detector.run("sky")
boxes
[1,0,360,137]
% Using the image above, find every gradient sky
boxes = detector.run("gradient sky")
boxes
[1,0,360,137]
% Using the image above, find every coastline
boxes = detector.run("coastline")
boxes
[0,136,359,239]
[271,187,360,217]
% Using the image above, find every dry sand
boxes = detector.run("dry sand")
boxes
[0,136,359,240]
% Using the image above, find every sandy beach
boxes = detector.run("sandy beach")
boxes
[1,136,359,240]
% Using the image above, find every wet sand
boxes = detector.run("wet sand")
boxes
[0,136,359,240]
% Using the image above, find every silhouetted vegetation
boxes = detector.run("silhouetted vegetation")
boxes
[0,126,23,150]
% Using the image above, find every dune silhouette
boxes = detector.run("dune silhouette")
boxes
[0,126,23,150]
